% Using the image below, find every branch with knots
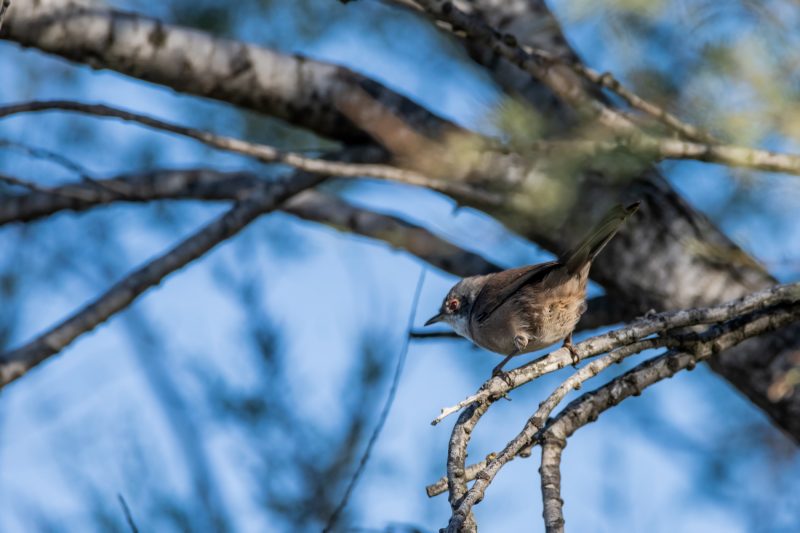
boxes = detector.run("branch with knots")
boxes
[407,0,800,178]
[422,283,800,532]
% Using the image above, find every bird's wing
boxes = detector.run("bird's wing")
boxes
[470,261,560,324]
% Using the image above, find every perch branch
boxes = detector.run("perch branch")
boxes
[442,305,800,531]
[431,282,800,426]
[426,282,800,501]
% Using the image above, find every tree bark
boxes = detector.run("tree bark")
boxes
[2,0,798,440]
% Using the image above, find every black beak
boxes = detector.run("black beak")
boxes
[424,312,445,327]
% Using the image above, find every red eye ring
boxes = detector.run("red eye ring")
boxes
[447,299,460,312]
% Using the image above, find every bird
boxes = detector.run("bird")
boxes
[424,202,640,377]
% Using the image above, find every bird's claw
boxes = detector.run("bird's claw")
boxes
[564,342,580,367]
[492,367,515,387]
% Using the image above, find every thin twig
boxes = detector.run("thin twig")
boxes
[411,0,639,135]
[0,138,128,197]
[529,137,800,177]
[0,173,62,195]
[0,100,500,206]
[409,330,461,339]
[0,173,324,389]
[568,63,719,144]
[323,269,427,532]
[117,494,140,533]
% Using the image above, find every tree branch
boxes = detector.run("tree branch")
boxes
[1,0,454,145]
[443,0,800,441]
[0,101,499,205]
[431,282,800,426]
[529,137,800,177]
[0,168,501,278]
[410,0,639,134]
[0,172,324,389]
[443,303,800,531]
[539,437,566,533]
[426,282,800,500]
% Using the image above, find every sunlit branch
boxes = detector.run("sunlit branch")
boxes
[443,303,800,532]
[566,63,719,144]
[530,137,800,177]
[409,0,715,145]
[539,437,566,533]
[430,282,800,426]
[1,0,455,145]
[0,101,499,205]
[536,304,800,530]
[411,1,800,180]
[425,282,800,500]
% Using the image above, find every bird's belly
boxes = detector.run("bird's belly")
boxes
[472,296,585,356]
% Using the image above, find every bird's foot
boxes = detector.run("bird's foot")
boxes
[563,340,580,367]
[491,357,515,387]
[491,366,515,387]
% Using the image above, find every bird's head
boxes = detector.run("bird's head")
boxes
[424,276,486,338]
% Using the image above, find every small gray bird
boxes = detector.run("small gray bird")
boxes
[424,202,640,376]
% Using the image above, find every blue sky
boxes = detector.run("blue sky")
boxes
[1,1,799,531]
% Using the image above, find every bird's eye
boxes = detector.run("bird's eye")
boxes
[447,298,460,312]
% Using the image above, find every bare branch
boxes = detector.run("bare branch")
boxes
[284,192,501,277]
[0,172,324,389]
[431,282,800,426]
[1,0,454,145]
[0,101,499,205]
[410,0,639,134]
[535,306,800,530]
[0,168,500,277]
[324,269,427,532]
[445,402,487,533]
[426,282,800,499]
[569,64,719,144]
[539,438,565,533]
[530,137,800,177]
[412,0,716,144]
[443,303,800,531]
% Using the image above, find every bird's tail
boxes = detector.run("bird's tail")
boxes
[562,202,640,274]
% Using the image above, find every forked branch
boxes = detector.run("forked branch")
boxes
[0,172,325,388]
